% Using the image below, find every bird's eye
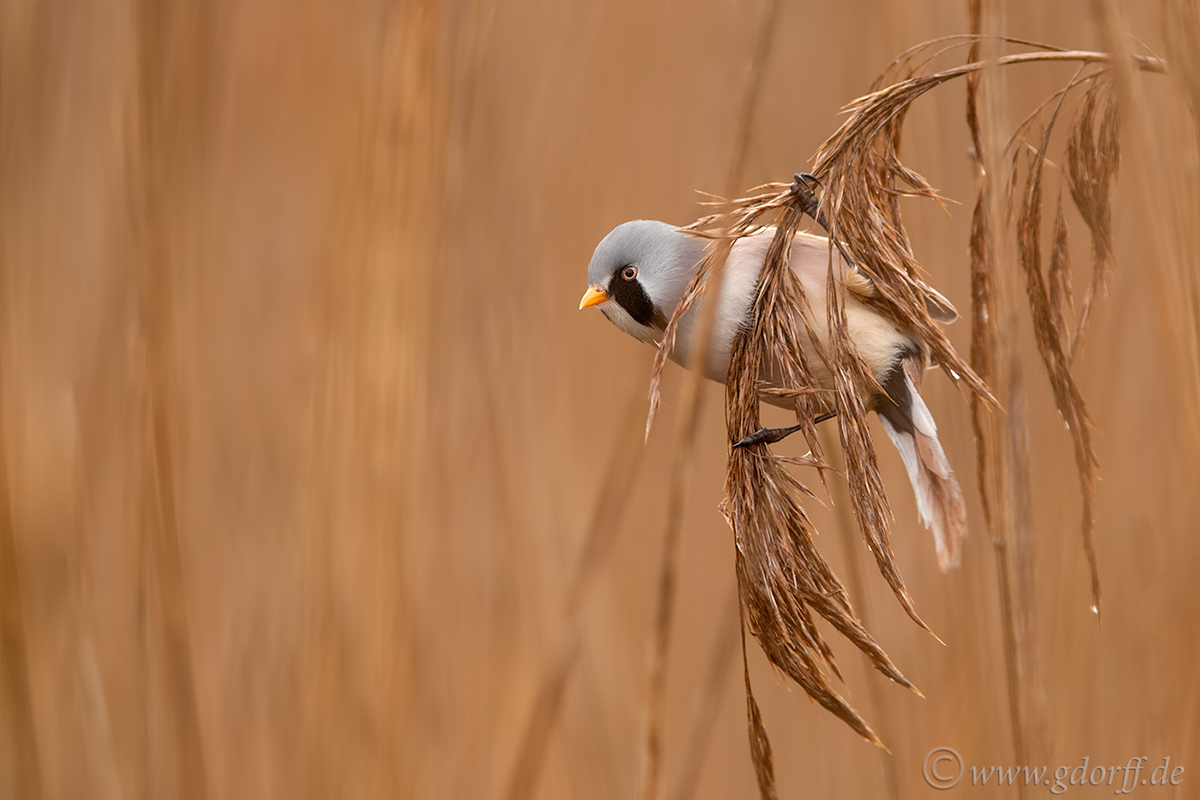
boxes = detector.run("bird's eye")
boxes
[621,265,638,280]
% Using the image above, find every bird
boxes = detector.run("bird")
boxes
[579,219,967,571]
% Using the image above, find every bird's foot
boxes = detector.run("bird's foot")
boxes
[731,410,837,450]
[790,173,826,228]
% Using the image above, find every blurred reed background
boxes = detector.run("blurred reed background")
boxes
[2,1,1198,798]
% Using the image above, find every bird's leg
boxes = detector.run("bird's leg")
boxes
[732,410,838,449]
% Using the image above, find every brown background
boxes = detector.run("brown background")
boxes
[2,1,1198,798]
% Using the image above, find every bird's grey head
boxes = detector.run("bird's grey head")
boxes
[580,220,706,343]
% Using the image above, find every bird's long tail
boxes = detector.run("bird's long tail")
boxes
[876,356,967,572]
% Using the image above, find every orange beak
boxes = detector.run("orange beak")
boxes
[578,285,609,310]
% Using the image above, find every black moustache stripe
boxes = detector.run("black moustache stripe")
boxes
[610,271,665,329]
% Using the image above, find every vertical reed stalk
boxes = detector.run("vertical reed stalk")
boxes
[505,398,646,800]
[0,13,42,783]
[128,3,215,795]
[1094,0,1200,449]
[966,2,1052,791]
[640,2,782,797]
[0,420,42,800]
[640,373,708,800]
[666,586,740,800]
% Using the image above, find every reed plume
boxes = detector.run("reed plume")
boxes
[644,37,1164,795]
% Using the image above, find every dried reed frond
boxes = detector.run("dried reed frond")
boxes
[992,62,1120,618]
[1064,81,1122,363]
[640,36,1161,786]
[1048,192,1074,352]
[739,609,780,800]
[1015,100,1107,613]
[722,193,920,748]
[654,186,917,765]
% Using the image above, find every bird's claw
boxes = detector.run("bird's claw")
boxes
[792,172,822,193]
[789,173,828,230]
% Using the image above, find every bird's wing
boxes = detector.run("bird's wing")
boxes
[788,230,958,323]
